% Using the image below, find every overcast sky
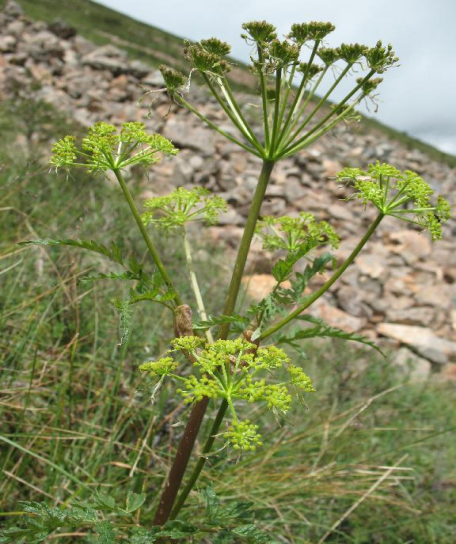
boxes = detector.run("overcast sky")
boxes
[96,0,456,155]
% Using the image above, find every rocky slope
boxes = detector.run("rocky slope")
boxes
[1,1,455,377]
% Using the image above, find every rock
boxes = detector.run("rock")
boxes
[163,118,216,156]
[48,20,77,40]
[3,0,23,18]
[21,30,64,60]
[312,302,366,333]
[242,274,291,301]
[392,347,431,380]
[142,70,165,87]
[377,323,456,364]
[386,306,435,327]
[412,284,455,310]
[0,35,16,52]
[356,253,388,280]
[388,230,432,265]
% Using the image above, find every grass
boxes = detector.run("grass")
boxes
[1,0,455,168]
[1,84,456,543]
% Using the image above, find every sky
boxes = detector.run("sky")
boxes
[95,0,456,155]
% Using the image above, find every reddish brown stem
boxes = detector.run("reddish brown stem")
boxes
[153,397,209,526]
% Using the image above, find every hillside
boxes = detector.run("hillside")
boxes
[0,0,455,167]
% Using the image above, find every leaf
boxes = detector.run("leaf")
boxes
[193,314,249,332]
[20,238,124,266]
[91,492,118,512]
[152,520,198,539]
[277,315,385,355]
[283,253,334,303]
[214,529,236,544]
[94,521,116,543]
[233,524,276,543]
[271,259,292,283]
[79,271,140,283]
[125,492,146,513]
[129,527,158,543]
[113,299,133,346]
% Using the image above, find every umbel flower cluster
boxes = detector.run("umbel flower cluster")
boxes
[139,337,314,451]
[256,212,339,253]
[338,162,451,240]
[158,21,398,161]
[141,187,227,229]
[50,121,177,172]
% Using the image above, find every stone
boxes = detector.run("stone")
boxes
[356,253,387,280]
[377,323,456,364]
[386,306,435,327]
[412,284,455,310]
[163,118,216,156]
[142,70,165,87]
[3,1,23,18]
[242,274,291,301]
[337,285,373,318]
[0,35,16,52]
[388,230,432,265]
[312,302,366,333]
[48,20,77,40]
[392,347,432,381]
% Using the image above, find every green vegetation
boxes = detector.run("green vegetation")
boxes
[1,51,455,541]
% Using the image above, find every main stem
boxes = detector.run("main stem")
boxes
[153,160,275,525]
[219,159,275,339]
[113,169,183,306]
[259,212,385,340]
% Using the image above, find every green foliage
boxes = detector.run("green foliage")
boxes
[338,162,451,239]
[277,315,385,355]
[142,186,228,229]
[50,121,177,172]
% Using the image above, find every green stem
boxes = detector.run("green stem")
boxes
[279,66,328,147]
[183,228,214,343]
[279,97,362,159]
[278,40,320,144]
[219,160,276,340]
[259,213,384,340]
[283,64,352,151]
[113,169,182,306]
[269,68,282,157]
[257,46,271,150]
[219,77,264,151]
[169,399,229,520]
[175,94,262,157]
[279,70,375,158]
[203,75,264,156]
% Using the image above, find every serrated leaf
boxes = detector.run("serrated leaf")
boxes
[92,492,118,512]
[214,529,236,544]
[94,521,116,543]
[129,527,157,543]
[79,271,140,283]
[125,492,146,513]
[232,524,276,543]
[20,238,125,266]
[152,520,198,538]
[271,259,292,283]
[193,314,249,332]
[278,315,384,355]
[113,299,133,346]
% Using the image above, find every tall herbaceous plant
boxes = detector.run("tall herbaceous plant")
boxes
[3,20,450,544]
